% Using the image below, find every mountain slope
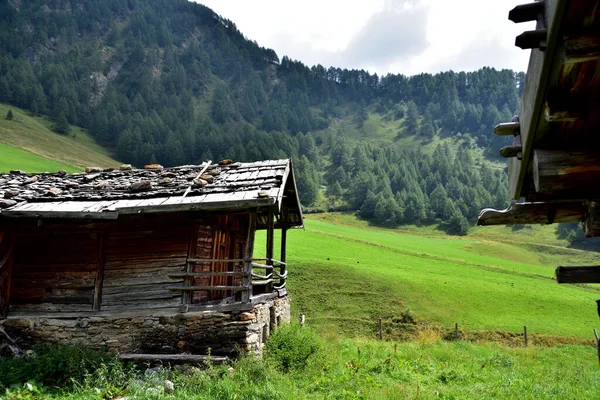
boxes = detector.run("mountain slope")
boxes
[0,103,120,172]
[0,0,524,233]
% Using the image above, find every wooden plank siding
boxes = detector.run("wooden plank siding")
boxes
[0,227,13,318]
[10,228,99,312]
[3,211,256,316]
[100,215,189,312]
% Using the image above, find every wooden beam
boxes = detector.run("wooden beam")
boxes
[0,228,14,319]
[584,201,600,238]
[509,0,568,200]
[563,35,600,64]
[556,266,600,284]
[169,272,249,278]
[279,228,287,288]
[509,1,545,24]
[500,145,523,158]
[533,150,600,195]
[516,29,548,50]
[119,354,228,364]
[266,207,274,293]
[93,228,107,311]
[477,202,583,226]
[242,213,256,303]
[168,286,249,291]
[494,122,520,136]
[183,223,200,306]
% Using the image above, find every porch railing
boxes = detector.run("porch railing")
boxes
[166,257,287,302]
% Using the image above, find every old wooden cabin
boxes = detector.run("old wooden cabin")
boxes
[0,159,302,357]
[478,0,600,288]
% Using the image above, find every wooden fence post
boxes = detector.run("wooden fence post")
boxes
[455,323,459,340]
[379,318,383,340]
[524,326,528,347]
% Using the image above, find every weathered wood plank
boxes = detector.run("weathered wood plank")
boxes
[104,259,186,270]
[556,266,600,283]
[563,34,600,64]
[93,228,107,311]
[168,286,249,291]
[119,354,227,364]
[169,272,248,278]
[509,0,567,200]
[477,202,583,226]
[102,290,181,302]
[533,150,600,195]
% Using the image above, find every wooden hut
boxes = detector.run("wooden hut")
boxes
[0,159,302,357]
[478,1,600,285]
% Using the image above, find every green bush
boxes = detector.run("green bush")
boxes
[265,324,324,373]
[0,346,124,390]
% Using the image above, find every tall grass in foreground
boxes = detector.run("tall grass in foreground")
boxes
[1,325,599,399]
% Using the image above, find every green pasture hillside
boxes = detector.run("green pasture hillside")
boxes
[0,104,120,173]
[257,213,600,341]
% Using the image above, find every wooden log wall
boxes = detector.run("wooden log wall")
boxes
[0,227,12,318]
[101,215,189,312]
[10,225,99,313]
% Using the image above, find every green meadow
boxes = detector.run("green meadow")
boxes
[0,143,78,173]
[257,213,600,341]
[0,103,120,172]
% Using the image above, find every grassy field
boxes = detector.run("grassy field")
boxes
[256,213,600,341]
[2,327,599,399]
[0,103,120,172]
[0,143,78,173]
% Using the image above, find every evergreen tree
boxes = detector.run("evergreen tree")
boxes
[5,109,13,120]
[53,113,70,135]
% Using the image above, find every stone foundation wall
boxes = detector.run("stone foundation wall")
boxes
[1,296,291,357]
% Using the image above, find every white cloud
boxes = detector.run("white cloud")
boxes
[195,0,536,75]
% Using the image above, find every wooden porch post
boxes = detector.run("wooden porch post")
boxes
[93,227,107,311]
[279,227,287,288]
[242,212,256,303]
[266,207,274,293]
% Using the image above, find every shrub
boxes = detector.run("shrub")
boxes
[0,346,124,390]
[265,324,323,373]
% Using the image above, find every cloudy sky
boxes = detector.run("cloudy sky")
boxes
[195,0,535,76]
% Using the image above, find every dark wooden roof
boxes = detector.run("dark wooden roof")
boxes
[478,0,600,236]
[0,159,303,228]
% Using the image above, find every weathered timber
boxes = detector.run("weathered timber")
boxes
[187,258,249,263]
[563,35,600,64]
[516,28,548,50]
[477,202,583,226]
[184,222,200,305]
[168,286,249,291]
[169,272,249,278]
[93,228,107,311]
[508,0,567,200]
[494,122,520,136]
[533,150,600,196]
[242,213,256,303]
[584,201,600,238]
[0,229,13,318]
[509,1,545,23]
[500,145,523,158]
[119,353,228,364]
[556,266,600,283]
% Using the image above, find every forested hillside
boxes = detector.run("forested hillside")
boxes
[0,0,524,233]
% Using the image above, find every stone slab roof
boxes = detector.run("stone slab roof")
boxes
[0,159,303,227]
